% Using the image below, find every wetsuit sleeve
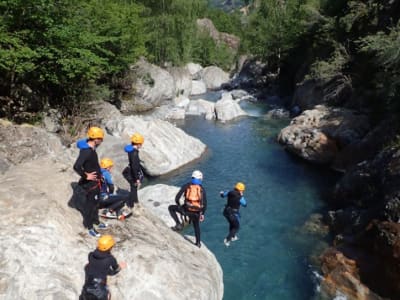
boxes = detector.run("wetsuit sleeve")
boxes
[201,188,207,214]
[220,191,228,198]
[128,150,141,181]
[107,256,121,276]
[73,150,91,178]
[240,196,247,207]
[175,184,188,205]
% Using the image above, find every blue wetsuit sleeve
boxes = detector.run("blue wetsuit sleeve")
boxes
[220,191,228,198]
[240,196,247,207]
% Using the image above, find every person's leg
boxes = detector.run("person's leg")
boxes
[169,205,185,230]
[83,183,99,229]
[227,216,239,241]
[127,182,138,208]
[190,212,201,246]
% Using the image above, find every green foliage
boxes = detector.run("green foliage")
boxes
[243,0,314,71]
[205,7,244,37]
[0,0,146,122]
[359,22,400,110]
[307,43,349,80]
[192,32,235,70]
[139,0,207,65]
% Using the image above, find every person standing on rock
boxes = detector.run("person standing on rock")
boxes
[168,170,207,248]
[122,133,144,210]
[220,182,247,247]
[80,235,126,300]
[73,126,109,238]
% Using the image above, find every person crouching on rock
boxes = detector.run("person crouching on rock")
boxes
[80,235,126,300]
[168,170,207,248]
[99,158,130,220]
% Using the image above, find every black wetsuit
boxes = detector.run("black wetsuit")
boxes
[223,190,243,242]
[125,146,143,208]
[168,182,207,246]
[80,249,121,300]
[73,143,101,230]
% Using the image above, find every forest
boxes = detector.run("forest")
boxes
[0,0,399,126]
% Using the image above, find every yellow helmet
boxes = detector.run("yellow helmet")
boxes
[130,133,144,145]
[87,127,104,139]
[100,158,114,169]
[235,182,245,191]
[97,235,115,251]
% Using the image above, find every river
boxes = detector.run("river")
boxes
[150,97,338,300]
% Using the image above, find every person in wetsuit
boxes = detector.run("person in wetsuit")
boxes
[73,127,108,238]
[168,170,207,248]
[80,235,126,300]
[220,182,247,247]
[98,158,129,220]
[123,133,144,209]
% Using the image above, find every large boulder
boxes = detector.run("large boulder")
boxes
[278,105,370,165]
[103,116,207,176]
[168,66,192,98]
[185,63,203,78]
[186,99,216,120]
[139,184,180,227]
[191,80,207,95]
[214,93,247,122]
[117,58,175,113]
[0,157,224,300]
[200,66,230,90]
[319,248,383,300]
[0,119,65,174]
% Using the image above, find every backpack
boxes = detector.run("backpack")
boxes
[185,184,203,212]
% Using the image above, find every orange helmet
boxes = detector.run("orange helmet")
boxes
[130,133,144,145]
[235,182,245,191]
[97,235,115,251]
[100,158,114,169]
[87,127,104,139]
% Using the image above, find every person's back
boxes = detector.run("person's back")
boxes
[168,170,207,248]
[80,235,125,300]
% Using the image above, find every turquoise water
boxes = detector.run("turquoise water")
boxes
[150,109,337,299]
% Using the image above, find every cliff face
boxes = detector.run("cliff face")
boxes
[277,64,400,300]
[0,122,223,300]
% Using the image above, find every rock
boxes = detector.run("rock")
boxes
[0,157,224,300]
[230,89,249,99]
[186,63,203,78]
[0,120,65,174]
[200,66,230,90]
[278,105,370,164]
[139,184,180,227]
[147,104,186,121]
[214,93,247,122]
[191,80,207,96]
[319,248,383,300]
[42,109,62,133]
[264,108,290,120]
[196,18,240,52]
[168,66,192,98]
[186,99,216,120]
[104,116,207,176]
[117,58,175,113]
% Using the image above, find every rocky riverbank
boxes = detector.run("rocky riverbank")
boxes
[278,78,400,299]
